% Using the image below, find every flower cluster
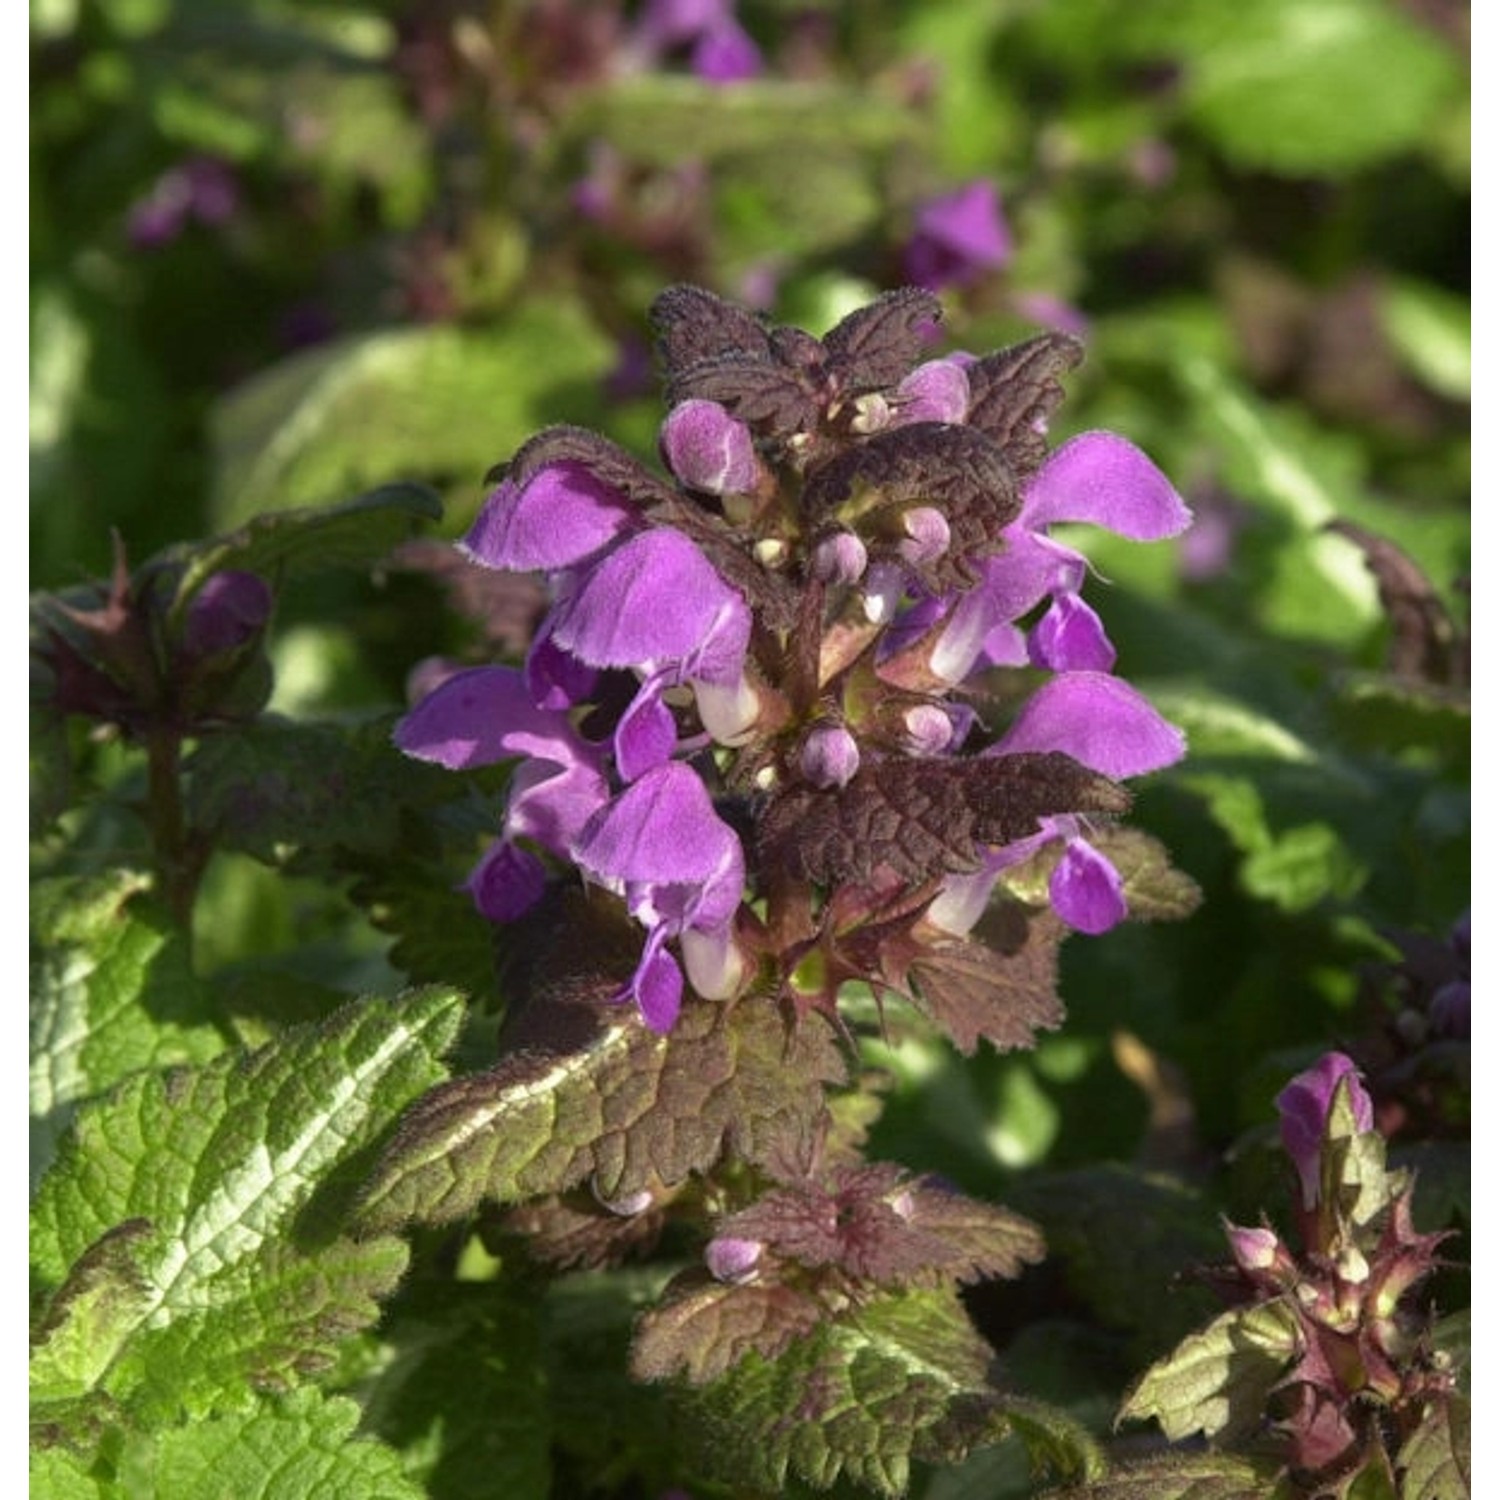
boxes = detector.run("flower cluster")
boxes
[396,285,1192,1037]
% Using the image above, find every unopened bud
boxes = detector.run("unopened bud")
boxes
[892,359,970,426]
[812,531,868,586]
[898,507,950,565]
[182,571,272,657]
[902,704,955,755]
[1335,1244,1371,1285]
[592,1179,654,1217]
[659,398,760,495]
[850,392,892,434]
[1225,1222,1281,1273]
[800,723,860,788]
[704,1236,762,1284]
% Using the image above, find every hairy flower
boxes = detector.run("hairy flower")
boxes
[395,284,1194,1037]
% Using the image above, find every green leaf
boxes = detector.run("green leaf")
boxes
[30,872,229,1192]
[30,989,464,1424]
[185,715,458,863]
[1173,0,1460,175]
[565,77,925,167]
[209,304,615,529]
[352,1283,551,1500]
[30,1445,109,1500]
[683,1286,1006,1496]
[1116,1302,1299,1444]
[1381,279,1471,402]
[1044,1450,1295,1498]
[116,1388,425,1500]
[169,484,443,616]
[1240,821,1367,911]
[359,989,846,1233]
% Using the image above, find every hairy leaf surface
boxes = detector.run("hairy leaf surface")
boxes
[30,990,463,1423]
[962,333,1085,477]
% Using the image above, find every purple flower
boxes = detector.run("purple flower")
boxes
[659,399,761,494]
[1275,1053,1375,1210]
[462,463,639,574]
[903,182,1012,291]
[630,0,762,84]
[928,674,1185,936]
[931,432,1192,683]
[889,359,971,427]
[704,1235,763,1283]
[573,762,746,1031]
[394,666,610,922]
[126,156,239,249]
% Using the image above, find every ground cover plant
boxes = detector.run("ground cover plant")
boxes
[31,2,1469,1497]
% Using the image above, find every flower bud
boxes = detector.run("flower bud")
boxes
[892,359,970,426]
[800,723,860,788]
[1225,1222,1281,1273]
[811,531,867,586]
[592,1179,654,1217]
[1275,1053,1374,1211]
[704,1235,762,1284]
[902,704,956,756]
[660,399,760,494]
[181,571,272,658]
[898,507,951,566]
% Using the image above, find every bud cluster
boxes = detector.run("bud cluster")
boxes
[396,284,1192,1036]
[1214,1055,1458,1489]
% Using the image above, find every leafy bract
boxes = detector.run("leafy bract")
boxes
[1397,1394,1471,1500]
[1043,1450,1295,1499]
[679,1286,1011,1496]
[30,989,463,1426]
[358,987,846,1232]
[186,715,460,863]
[168,483,442,615]
[30,871,229,1191]
[1116,1302,1298,1445]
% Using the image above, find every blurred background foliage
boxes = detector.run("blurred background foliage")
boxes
[31,0,1468,1491]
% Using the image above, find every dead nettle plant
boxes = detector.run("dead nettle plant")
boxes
[371,284,1203,1493]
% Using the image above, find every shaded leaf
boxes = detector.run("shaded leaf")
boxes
[488,1190,667,1272]
[499,423,677,510]
[356,1282,551,1500]
[759,754,1130,888]
[891,915,1067,1056]
[171,484,441,612]
[821,287,944,394]
[1117,1302,1299,1445]
[963,333,1086,478]
[681,1286,1004,1496]
[1397,1393,1470,1500]
[30,990,463,1423]
[1044,1450,1294,1499]
[186,715,456,863]
[631,1272,825,1385]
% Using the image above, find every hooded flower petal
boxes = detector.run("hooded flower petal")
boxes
[573,761,744,919]
[614,680,679,781]
[891,359,971,427]
[393,665,591,770]
[550,528,750,685]
[462,462,638,573]
[1021,432,1192,539]
[632,938,686,1032]
[992,671,1185,779]
[1276,1053,1374,1210]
